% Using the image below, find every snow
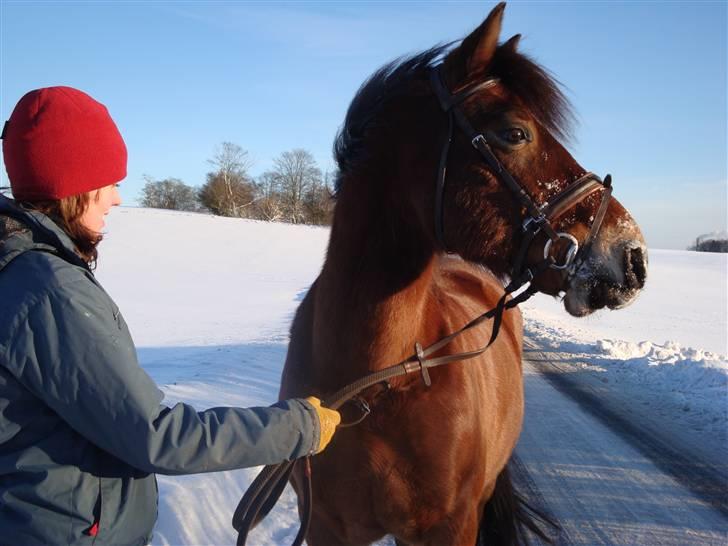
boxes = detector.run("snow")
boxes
[98,207,329,348]
[522,249,727,444]
[95,207,726,546]
[522,249,727,355]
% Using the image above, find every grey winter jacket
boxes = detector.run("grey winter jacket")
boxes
[0,196,320,545]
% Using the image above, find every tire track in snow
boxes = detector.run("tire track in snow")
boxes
[524,346,728,518]
[512,340,727,544]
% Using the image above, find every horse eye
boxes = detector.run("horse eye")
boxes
[502,128,528,144]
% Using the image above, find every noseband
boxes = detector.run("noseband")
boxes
[429,64,613,284]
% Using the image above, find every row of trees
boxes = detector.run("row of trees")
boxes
[140,143,335,225]
[688,234,728,253]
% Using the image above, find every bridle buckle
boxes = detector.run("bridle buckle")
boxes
[522,213,547,234]
[471,133,487,150]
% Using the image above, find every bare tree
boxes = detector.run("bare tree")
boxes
[139,175,201,211]
[199,142,255,217]
[252,171,284,222]
[270,149,322,224]
[304,168,335,225]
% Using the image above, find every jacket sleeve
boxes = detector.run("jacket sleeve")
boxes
[2,277,321,475]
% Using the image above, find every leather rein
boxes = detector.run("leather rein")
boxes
[232,64,613,546]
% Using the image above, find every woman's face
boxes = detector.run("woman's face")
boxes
[80,184,122,233]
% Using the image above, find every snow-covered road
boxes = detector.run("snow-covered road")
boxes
[514,341,727,545]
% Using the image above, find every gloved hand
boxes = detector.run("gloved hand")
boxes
[305,397,341,454]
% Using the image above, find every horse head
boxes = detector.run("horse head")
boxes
[435,3,647,315]
[333,2,646,316]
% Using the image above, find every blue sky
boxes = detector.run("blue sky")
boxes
[1,1,725,250]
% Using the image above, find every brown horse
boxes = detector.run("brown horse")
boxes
[279,3,647,545]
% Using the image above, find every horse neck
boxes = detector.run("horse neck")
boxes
[313,177,438,381]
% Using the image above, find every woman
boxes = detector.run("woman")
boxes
[0,86,340,545]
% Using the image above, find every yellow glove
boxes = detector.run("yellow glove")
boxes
[305,397,341,454]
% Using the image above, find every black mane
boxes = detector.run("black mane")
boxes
[333,45,449,191]
[333,41,574,193]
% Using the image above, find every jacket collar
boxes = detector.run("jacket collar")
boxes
[0,194,89,272]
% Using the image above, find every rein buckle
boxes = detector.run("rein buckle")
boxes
[339,397,372,428]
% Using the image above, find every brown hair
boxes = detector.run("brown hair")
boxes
[20,191,102,268]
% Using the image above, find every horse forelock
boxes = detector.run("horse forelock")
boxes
[489,46,575,143]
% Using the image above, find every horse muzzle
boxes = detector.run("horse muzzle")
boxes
[563,242,647,317]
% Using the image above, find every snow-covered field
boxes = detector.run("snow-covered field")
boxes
[96,207,726,546]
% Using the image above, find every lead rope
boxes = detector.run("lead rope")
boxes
[232,260,549,546]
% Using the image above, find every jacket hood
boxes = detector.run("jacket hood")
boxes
[0,194,88,273]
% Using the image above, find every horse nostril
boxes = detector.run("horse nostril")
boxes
[588,281,609,309]
[624,246,647,289]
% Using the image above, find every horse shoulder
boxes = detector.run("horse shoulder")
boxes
[436,256,518,312]
[436,257,523,396]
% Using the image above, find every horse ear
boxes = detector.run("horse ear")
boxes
[502,33,521,53]
[444,2,506,87]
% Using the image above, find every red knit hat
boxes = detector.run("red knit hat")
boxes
[2,86,127,201]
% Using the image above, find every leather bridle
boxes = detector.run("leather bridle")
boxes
[232,64,615,546]
[429,63,613,284]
